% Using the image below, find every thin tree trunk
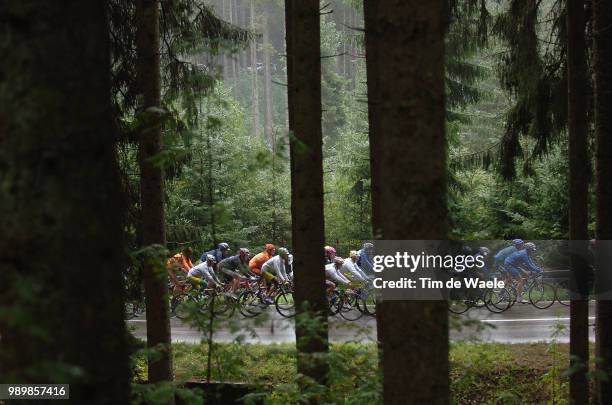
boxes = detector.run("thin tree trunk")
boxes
[222,0,230,80]
[136,0,173,385]
[567,1,590,403]
[250,0,260,137]
[228,0,237,79]
[594,0,612,403]
[285,0,330,389]
[363,0,381,237]
[364,1,449,403]
[263,14,274,145]
[0,1,130,401]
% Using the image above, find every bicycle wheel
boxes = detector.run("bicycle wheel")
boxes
[172,293,195,320]
[358,294,377,317]
[211,293,237,318]
[327,291,341,316]
[556,279,570,306]
[529,281,556,309]
[484,288,512,313]
[275,291,296,318]
[338,293,364,321]
[238,290,266,318]
[448,289,471,314]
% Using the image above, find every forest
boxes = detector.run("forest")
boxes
[1,0,611,404]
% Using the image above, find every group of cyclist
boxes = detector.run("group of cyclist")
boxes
[490,239,542,302]
[166,242,376,300]
[166,239,545,304]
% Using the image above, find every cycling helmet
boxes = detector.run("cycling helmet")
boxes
[206,254,217,263]
[265,243,276,253]
[524,242,537,252]
[277,247,289,257]
[333,256,344,266]
[512,239,524,247]
[324,246,336,256]
[218,242,230,250]
[239,247,250,258]
[478,247,490,256]
[363,242,374,250]
[350,250,359,258]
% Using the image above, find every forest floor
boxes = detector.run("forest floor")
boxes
[133,341,591,403]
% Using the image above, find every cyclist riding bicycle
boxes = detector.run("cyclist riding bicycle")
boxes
[166,246,194,292]
[325,257,350,286]
[341,251,369,282]
[187,254,223,288]
[504,242,542,302]
[261,247,291,283]
[357,242,374,274]
[493,239,524,284]
[200,242,230,266]
[324,246,337,264]
[249,244,276,275]
[217,248,250,296]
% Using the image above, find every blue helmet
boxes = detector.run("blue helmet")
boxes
[512,239,524,247]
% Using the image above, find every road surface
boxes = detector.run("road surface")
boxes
[127,302,596,344]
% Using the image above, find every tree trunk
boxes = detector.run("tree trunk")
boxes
[263,14,274,145]
[363,0,382,237]
[136,0,174,385]
[285,0,330,389]
[228,0,237,79]
[364,1,449,403]
[0,1,130,401]
[250,0,260,137]
[594,0,612,403]
[567,1,590,403]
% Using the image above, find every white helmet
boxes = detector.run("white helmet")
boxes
[524,242,537,252]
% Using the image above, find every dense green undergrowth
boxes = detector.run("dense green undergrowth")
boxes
[133,341,577,404]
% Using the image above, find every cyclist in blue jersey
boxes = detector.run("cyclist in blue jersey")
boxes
[504,242,542,302]
[357,242,374,274]
[200,242,230,265]
[494,239,524,283]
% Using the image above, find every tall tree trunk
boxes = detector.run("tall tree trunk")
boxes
[567,1,590,403]
[285,0,330,388]
[364,1,449,403]
[0,1,130,401]
[263,14,274,145]
[594,0,612,402]
[250,0,260,137]
[136,0,174,385]
[228,0,237,79]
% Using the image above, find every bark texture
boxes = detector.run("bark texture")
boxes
[567,1,590,403]
[364,1,449,403]
[285,0,330,388]
[135,0,173,384]
[0,1,130,402]
[594,0,612,402]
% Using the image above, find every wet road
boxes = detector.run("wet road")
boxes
[127,301,596,344]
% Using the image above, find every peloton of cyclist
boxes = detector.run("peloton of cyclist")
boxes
[166,246,194,292]
[249,244,276,275]
[187,254,223,288]
[217,248,250,296]
[200,242,230,266]
[504,242,542,302]
[324,246,337,264]
[341,251,369,282]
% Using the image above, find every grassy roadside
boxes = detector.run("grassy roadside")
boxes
[133,341,578,403]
